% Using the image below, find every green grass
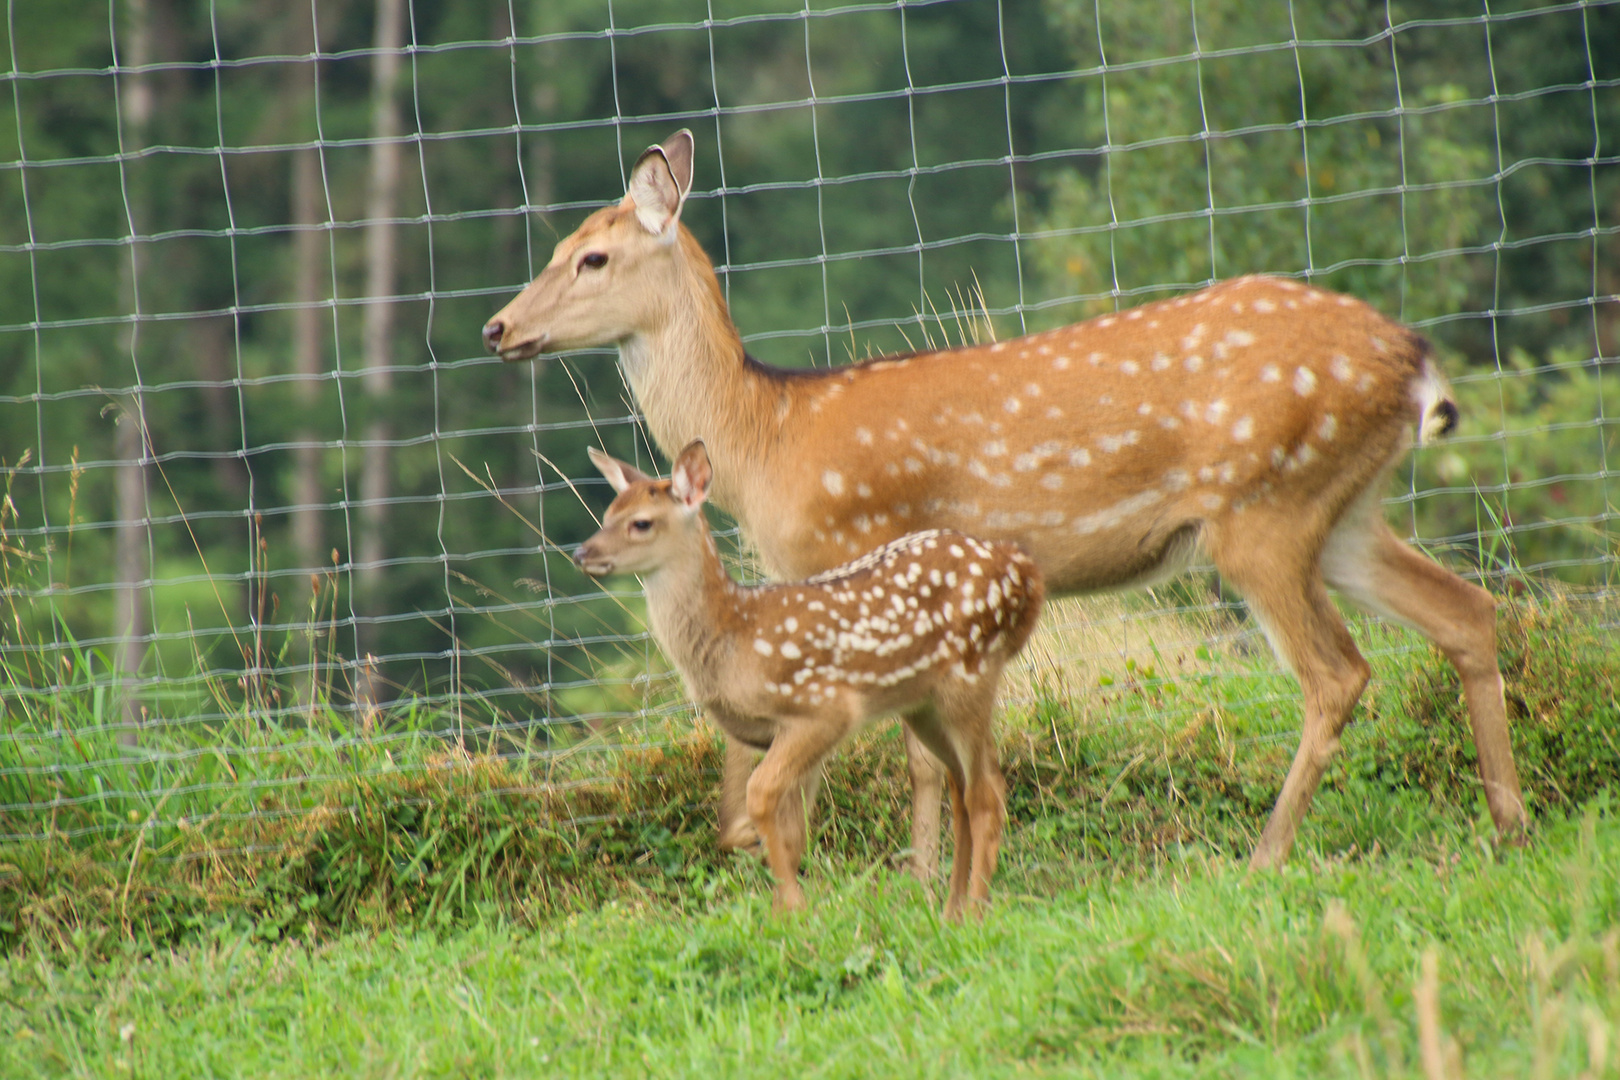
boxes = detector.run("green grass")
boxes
[1,592,1616,1076]
[3,806,1617,1078]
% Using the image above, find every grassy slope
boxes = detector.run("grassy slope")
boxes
[3,807,1617,1079]
[1,595,1617,1076]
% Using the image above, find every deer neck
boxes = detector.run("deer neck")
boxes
[639,525,742,699]
[615,249,794,523]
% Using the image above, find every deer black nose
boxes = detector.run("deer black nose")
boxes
[482,318,504,354]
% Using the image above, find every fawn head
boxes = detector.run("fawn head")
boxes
[483,131,696,362]
[574,439,713,577]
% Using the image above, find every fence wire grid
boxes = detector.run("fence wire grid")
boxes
[1,0,1617,848]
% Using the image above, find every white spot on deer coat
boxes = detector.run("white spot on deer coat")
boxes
[753,638,774,656]
[1120,360,1139,375]
[1068,448,1091,467]
[1040,473,1063,491]
[1071,489,1166,535]
[1097,430,1139,453]
[1004,397,1021,414]
[1318,414,1338,441]
[1331,354,1354,383]
[1185,354,1204,372]
[1293,367,1317,396]
[1260,363,1281,383]
[855,427,873,446]
[1232,416,1254,441]
[822,470,844,496]
[778,641,802,660]
[1151,352,1171,371]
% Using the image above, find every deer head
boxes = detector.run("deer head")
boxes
[483,131,699,362]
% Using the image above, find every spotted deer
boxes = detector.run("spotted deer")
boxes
[574,439,1043,918]
[486,129,1528,872]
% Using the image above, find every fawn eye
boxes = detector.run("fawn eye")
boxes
[629,518,654,534]
[580,252,608,270]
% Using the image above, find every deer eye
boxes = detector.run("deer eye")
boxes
[580,252,608,270]
[629,518,654,533]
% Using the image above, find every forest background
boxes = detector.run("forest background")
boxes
[0,0,1616,732]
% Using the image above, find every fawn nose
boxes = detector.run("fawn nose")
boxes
[481,318,504,354]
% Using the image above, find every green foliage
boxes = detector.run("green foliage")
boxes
[3,806,1618,1077]
[1029,2,1489,322]
[3,593,1614,962]
[1411,349,1620,585]
[0,1,1614,699]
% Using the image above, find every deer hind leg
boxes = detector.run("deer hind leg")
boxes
[1210,520,1372,870]
[906,686,1006,922]
[900,724,947,884]
[745,712,854,914]
[1322,515,1527,841]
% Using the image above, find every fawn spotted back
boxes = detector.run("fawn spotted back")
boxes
[575,440,1044,919]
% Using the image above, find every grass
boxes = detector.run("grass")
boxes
[0,589,1616,1075]
[3,807,1617,1078]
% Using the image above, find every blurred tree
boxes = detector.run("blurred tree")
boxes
[1028,1,1490,327]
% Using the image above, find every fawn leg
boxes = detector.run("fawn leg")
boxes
[746,714,853,913]
[903,702,976,921]
[901,725,947,884]
[935,682,1007,918]
[717,735,762,854]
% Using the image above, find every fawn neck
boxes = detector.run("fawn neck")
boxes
[638,517,749,699]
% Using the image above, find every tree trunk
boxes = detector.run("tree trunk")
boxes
[114,0,155,744]
[356,0,405,712]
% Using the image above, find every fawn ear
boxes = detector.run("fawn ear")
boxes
[587,446,652,494]
[669,439,712,511]
[623,130,693,238]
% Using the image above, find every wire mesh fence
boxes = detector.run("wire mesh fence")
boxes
[1,0,1616,851]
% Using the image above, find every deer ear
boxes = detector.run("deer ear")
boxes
[668,439,712,511]
[624,130,693,237]
[587,446,652,494]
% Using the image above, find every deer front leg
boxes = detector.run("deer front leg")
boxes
[746,714,854,914]
[717,734,763,855]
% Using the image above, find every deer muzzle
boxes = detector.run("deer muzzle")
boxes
[572,538,616,577]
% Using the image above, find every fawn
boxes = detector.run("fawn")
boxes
[574,439,1045,919]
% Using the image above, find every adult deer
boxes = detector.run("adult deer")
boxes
[484,129,1527,871]
[575,440,1043,918]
